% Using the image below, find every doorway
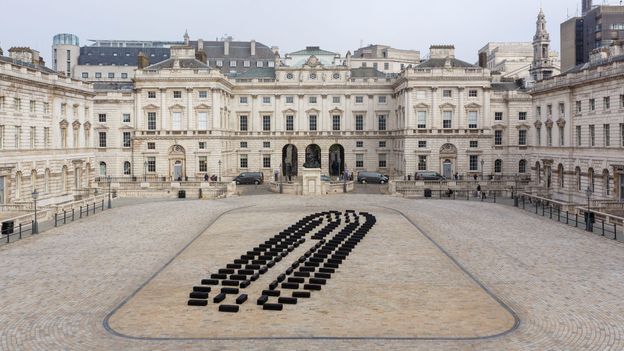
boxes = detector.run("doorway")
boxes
[620,174,624,201]
[282,144,298,181]
[442,159,452,179]
[173,161,183,181]
[328,144,345,177]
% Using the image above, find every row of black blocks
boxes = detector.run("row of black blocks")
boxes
[187,212,330,310]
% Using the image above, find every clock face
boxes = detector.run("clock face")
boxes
[286,73,294,79]
[309,73,317,80]
[333,73,340,79]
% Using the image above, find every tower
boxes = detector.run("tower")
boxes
[530,9,557,81]
[582,0,593,15]
[52,33,80,78]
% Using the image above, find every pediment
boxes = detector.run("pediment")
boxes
[306,108,321,114]
[464,102,481,109]
[282,108,297,114]
[168,104,185,110]
[516,122,532,129]
[439,102,456,109]
[328,107,343,115]
[119,125,135,130]
[143,104,160,110]
[414,103,429,109]
[195,103,211,110]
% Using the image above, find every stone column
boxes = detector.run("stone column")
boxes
[431,87,438,128]
[405,88,414,129]
[186,88,193,130]
[321,95,327,131]
[160,88,167,130]
[345,95,351,130]
[212,89,221,130]
[275,94,281,131]
[458,87,465,129]
[135,89,142,130]
[298,95,305,130]
[251,95,258,131]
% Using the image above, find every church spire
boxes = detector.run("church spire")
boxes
[530,8,556,81]
[184,30,190,46]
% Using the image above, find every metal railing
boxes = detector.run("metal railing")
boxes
[53,199,107,227]
[1,220,36,245]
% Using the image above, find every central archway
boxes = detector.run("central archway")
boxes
[282,144,298,181]
[328,144,345,177]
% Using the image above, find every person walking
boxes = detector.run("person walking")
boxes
[476,184,482,199]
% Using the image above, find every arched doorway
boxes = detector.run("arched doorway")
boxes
[328,144,345,177]
[439,143,457,177]
[442,159,452,179]
[545,166,552,188]
[282,144,298,181]
[168,145,186,180]
[303,144,321,169]
[603,169,610,196]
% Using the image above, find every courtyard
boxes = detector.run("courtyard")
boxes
[1,195,623,350]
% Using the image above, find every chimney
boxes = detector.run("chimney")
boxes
[271,46,279,54]
[224,37,231,56]
[250,40,256,56]
[478,52,488,68]
[346,50,352,66]
[197,38,204,51]
[38,57,45,66]
[195,50,207,64]
[429,45,455,59]
[137,51,149,69]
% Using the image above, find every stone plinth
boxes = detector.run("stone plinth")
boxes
[302,168,322,195]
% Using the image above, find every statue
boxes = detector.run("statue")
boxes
[303,145,321,169]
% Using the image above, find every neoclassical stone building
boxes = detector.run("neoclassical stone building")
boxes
[0,47,95,205]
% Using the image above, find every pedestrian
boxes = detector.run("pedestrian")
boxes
[204,173,209,182]
[454,172,458,181]
[274,169,279,182]
[473,174,478,181]
[477,184,482,198]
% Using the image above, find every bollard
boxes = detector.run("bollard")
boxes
[602,220,605,236]
[614,224,617,241]
[80,206,83,219]
[101,199,104,211]
[72,208,75,221]
[575,213,578,227]
[566,211,569,225]
[19,223,22,239]
[63,210,67,224]
[55,213,58,227]
[86,204,89,216]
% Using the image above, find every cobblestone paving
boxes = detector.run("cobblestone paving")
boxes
[0,195,623,350]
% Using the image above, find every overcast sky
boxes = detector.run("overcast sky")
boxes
[0,0,620,64]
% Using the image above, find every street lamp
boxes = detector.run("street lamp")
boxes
[218,160,222,182]
[31,189,39,234]
[107,175,112,209]
[585,186,593,231]
[143,161,147,182]
[480,159,485,180]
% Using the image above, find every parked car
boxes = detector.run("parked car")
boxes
[320,175,331,182]
[414,171,446,181]
[357,172,389,184]
[233,172,264,185]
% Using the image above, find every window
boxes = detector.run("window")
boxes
[98,113,107,123]
[468,90,478,97]
[309,96,317,104]
[240,141,248,148]
[470,140,478,148]
[216,60,223,67]
[199,156,207,172]
[495,112,503,121]
[355,96,364,104]
[604,96,610,110]
[199,142,206,149]
[262,96,271,104]
[419,140,427,148]
[123,132,131,147]
[240,154,248,168]
[120,113,131,123]
[536,106,542,118]
[621,124,624,147]
[495,130,503,145]
[373,63,378,69]
[559,127,564,146]
[108,72,115,79]
[263,141,270,148]
[468,111,477,129]
[285,96,294,104]
[519,112,527,121]
[173,91,182,99]
[121,73,128,79]
[418,155,427,171]
[519,129,527,146]
[44,127,50,148]
[147,112,157,130]
[263,155,271,168]
[547,104,552,116]
[147,142,155,150]
[29,127,35,149]
[332,115,341,131]
[309,115,317,131]
[443,90,452,98]
[148,91,156,99]
[95,72,102,79]
[519,160,527,173]
[0,125,3,149]
[147,157,156,172]
[230,60,237,67]
[0,96,4,111]
[124,161,131,175]
[417,111,427,128]
[99,132,107,147]
[286,115,294,131]
[378,115,387,131]
[590,98,596,111]
[576,101,582,113]
[494,159,502,173]
[244,61,250,67]
[99,162,107,176]
[384,62,389,70]
[443,111,452,128]
[29,100,36,113]
[262,115,271,131]
[379,141,386,148]
[577,126,582,146]
[356,141,364,148]
[256,61,263,68]
[604,124,611,146]
[15,126,21,149]
[356,154,364,168]
[378,154,387,168]
[558,103,565,116]
[469,155,479,171]
[332,96,341,104]
[82,72,89,78]
[590,125,595,146]
[239,116,248,131]
[172,112,181,130]
[198,91,207,98]
[378,96,387,103]
[355,115,364,131]
[536,127,541,146]
[547,127,553,146]
[239,96,248,104]
[621,95,624,108]
[198,112,207,130]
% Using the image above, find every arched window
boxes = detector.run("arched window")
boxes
[494,159,502,174]
[123,161,131,175]
[518,160,527,174]
[588,168,595,192]
[575,167,581,191]
[99,162,107,177]
[603,170,610,196]
[558,164,565,188]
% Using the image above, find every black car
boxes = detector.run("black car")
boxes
[357,172,389,184]
[414,171,445,181]
[233,172,264,185]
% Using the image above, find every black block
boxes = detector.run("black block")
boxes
[252,259,267,265]
[245,264,261,270]
[304,284,322,291]
[262,289,280,297]
[230,274,248,281]
[226,263,242,269]
[259,266,268,274]
[278,297,297,304]
[293,291,311,298]
[285,267,293,275]
[291,262,300,268]
[269,280,278,290]
[211,273,227,279]
[219,304,239,313]
[236,294,248,304]
[281,282,299,289]
[275,256,282,263]
[213,293,226,303]
[309,278,326,285]
[294,271,310,278]
[189,291,209,299]
[238,269,254,275]
[277,273,286,282]
[233,259,248,264]
[287,277,305,283]
[250,273,260,281]
[193,286,211,292]
[222,280,240,287]
[240,280,250,289]
[221,287,239,294]
[267,261,275,268]
[324,263,339,269]
[263,303,283,311]
[188,299,208,306]
[300,266,315,273]
[314,272,331,279]
[304,261,319,267]
[219,268,234,274]
[257,295,268,305]
[201,279,219,285]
